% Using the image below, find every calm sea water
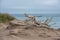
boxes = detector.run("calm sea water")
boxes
[11,14,60,29]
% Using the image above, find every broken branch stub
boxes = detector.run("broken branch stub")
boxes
[44,17,52,24]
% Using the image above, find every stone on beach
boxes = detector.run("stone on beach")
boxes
[0,23,7,30]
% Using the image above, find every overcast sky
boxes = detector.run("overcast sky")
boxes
[0,0,60,14]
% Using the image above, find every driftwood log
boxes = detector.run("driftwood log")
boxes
[24,13,60,36]
[24,13,42,26]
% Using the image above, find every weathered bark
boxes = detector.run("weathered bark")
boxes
[24,13,42,26]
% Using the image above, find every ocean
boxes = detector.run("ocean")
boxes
[10,14,60,29]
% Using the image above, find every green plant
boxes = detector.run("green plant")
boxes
[0,13,15,23]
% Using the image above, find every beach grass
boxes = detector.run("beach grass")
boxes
[0,13,15,24]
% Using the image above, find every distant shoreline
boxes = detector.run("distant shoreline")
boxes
[10,14,60,17]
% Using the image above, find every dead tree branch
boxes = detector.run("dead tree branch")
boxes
[44,17,52,24]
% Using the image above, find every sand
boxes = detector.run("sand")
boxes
[0,27,60,40]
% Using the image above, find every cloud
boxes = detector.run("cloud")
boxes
[1,0,59,7]
[1,0,60,14]
[41,0,59,6]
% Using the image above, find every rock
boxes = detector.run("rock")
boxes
[9,29,19,35]
[7,19,33,29]
[10,20,27,26]
[7,20,27,29]
[0,23,7,30]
